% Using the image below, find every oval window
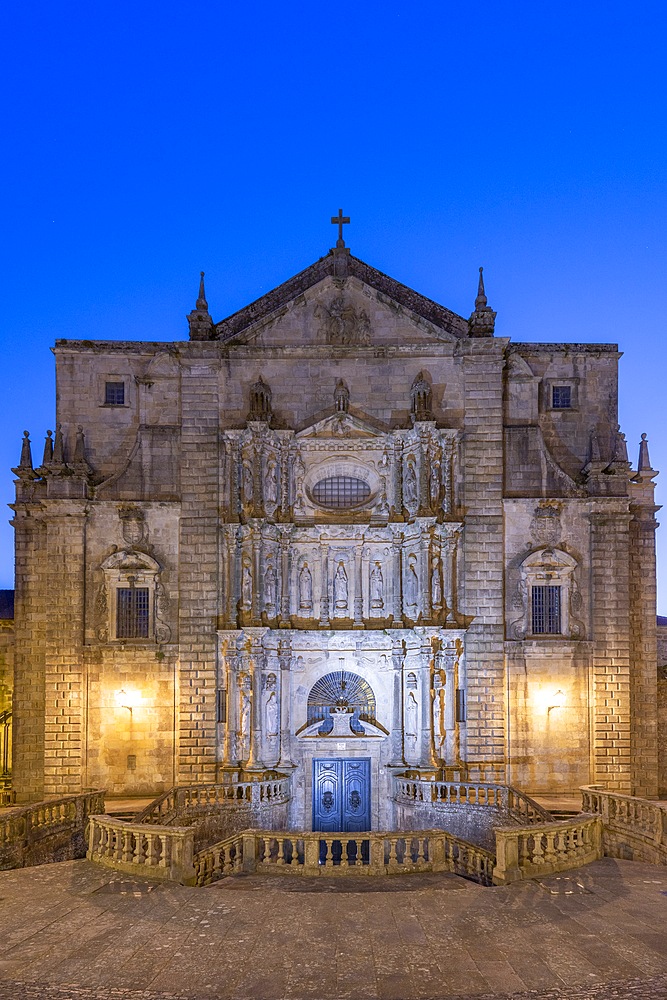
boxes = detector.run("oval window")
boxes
[311,476,371,509]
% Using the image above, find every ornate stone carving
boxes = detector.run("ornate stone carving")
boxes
[333,561,349,613]
[118,505,145,546]
[370,562,384,610]
[530,502,562,547]
[94,583,108,642]
[154,581,172,644]
[317,295,371,346]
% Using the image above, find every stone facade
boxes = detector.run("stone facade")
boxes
[9,243,661,818]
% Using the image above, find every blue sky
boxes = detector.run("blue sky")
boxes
[1,2,666,607]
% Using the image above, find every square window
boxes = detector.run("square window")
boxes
[531,585,561,634]
[105,381,125,406]
[116,587,149,638]
[552,385,571,409]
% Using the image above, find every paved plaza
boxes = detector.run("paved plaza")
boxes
[0,858,666,1000]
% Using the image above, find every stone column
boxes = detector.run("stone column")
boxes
[389,636,406,766]
[589,506,632,793]
[629,478,660,797]
[245,630,266,770]
[277,637,294,768]
[319,545,330,626]
[353,546,364,627]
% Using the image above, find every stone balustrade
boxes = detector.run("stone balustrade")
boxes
[0,790,105,868]
[492,814,602,884]
[135,773,290,826]
[86,814,196,884]
[193,828,495,887]
[581,785,667,864]
[394,776,552,824]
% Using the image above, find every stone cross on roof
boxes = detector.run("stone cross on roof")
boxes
[331,209,350,248]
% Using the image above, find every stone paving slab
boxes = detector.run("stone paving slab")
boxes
[0,858,667,999]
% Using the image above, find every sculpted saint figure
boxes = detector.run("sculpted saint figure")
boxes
[405,690,418,737]
[241,559,253,610]
[431,559,442,610]
[242,460,254,503]
[334,561,348,610]
[264,563,277,610]
[370,563,384,609]
[299,562,313,611]
[265,691,279,737]
[430,460,441,506]
[404,461,418,508]
[432,685,444,753]
[240,689,251,745]
[264,459,278,506]
[405,563,419,608]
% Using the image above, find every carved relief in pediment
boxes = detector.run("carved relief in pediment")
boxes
[316,294,371,346]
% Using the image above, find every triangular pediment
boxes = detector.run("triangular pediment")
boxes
[211,251,468,348]
[297,411,385,440]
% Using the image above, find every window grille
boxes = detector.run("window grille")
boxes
[311,476,371,509]
[552,385,571,409]
[531,585,561,634]
[105,381,125,405]
[116,587,149,638]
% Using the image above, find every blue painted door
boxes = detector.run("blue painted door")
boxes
[312,758,371,832]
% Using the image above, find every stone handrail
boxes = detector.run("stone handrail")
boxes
[193,828,495,887]
[493,814,602,884]
[0,790,105,846]
[87,814,196,884]
[135,775,290,825]
[394,776,553,824]
[581,785,667,864]
[0,790,105,867]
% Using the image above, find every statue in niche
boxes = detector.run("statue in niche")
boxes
[240,688,251,752]
[370,562,384,610]
[241,558,253,610]
[405,691,418,737]
[264,563,277,610]
[242,459,254,504]
[404,461,418,508]
[431,558,442,610]
[265,691,279,737]
[299,562,313,611]
[430,459,441,506]
[405,562,419,608]
[432,680,445,754]
[264,458,278,506]
[334,561,348,611]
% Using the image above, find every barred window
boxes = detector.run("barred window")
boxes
[311,476,371,509]
[116,587,149,638]
[531,585,561,634]
[105,381,125,405]
[552,385,571,409]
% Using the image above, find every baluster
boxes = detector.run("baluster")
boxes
[323,838,333,867]
[158,834,168,868]
[233,843,244,872]
[121,830,133,863]
[531,832,544,866]
[416,837,426,866]
[388,837,399,869]
[276,837,286,865]
[341,838,351,868]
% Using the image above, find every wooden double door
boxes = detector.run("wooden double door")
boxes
[312,758,371,833]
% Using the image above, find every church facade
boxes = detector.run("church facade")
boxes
[10,232,660,825]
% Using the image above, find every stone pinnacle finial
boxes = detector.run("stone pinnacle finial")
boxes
[638,432,654,473]
[187,270,214,341]
[475,267,487,310]
[42,429,53,466]
[196,271,208,311]
[468,265,496,338]
[18,430,33,470]
[52,424,65,465]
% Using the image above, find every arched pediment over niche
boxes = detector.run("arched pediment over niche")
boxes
[100,549,161,574]
[306,670,377,731]
[521,547,577,576]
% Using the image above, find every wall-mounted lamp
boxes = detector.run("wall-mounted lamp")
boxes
[547,689,566,713]
[115,688,140,715]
